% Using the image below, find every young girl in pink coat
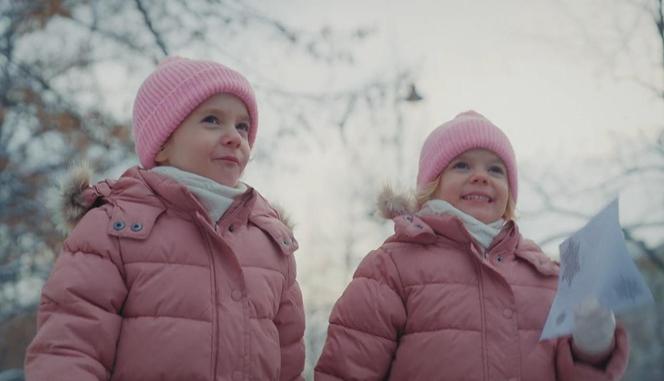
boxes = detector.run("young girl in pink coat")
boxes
[315,111,629,380]
[25,57,305,381]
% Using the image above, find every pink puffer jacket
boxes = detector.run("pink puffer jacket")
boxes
[25,166,305,381]
[315,196,629,381]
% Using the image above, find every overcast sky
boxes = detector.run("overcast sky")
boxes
[232,0,663,246]
[256,0,662,156]
[101,1,662,158]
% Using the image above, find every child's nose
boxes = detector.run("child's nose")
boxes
[470,170,489,184]
[221,127,242,148]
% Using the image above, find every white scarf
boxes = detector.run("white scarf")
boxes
[151,166,248,223]
[418,199,504,250]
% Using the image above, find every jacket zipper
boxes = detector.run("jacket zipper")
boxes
[476,252,489,381]
[197,216,219,380]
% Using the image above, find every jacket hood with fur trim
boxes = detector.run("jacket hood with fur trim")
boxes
[54,163,295,235]
[375,184,559,276]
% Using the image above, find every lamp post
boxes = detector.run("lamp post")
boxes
[405,83,423,103]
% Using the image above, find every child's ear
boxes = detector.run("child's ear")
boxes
[154,145,170,164]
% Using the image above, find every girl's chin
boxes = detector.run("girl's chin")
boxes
[207,173,238,187]
[215,178,239,187]
[459,208,493,223]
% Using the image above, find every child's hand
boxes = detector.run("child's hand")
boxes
[571,297,616,358]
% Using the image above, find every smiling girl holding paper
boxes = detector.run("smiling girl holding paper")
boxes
[315,111,628,381]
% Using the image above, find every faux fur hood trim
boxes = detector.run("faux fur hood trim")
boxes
[271,204,295,231]
[54,162,97,234]
[376,185,559,276]
[377,184,416,219]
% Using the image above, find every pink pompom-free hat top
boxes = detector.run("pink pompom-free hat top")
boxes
[417,111,518,202]
[132,56,258,169]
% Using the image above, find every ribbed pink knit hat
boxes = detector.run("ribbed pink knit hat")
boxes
[132,56,258,169]
[417,111,518,201]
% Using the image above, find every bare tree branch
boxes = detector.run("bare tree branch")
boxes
[134,0,169,56]
[67,16,148,56]
[624,228,664,271]
[568,164,664,194]
[655,0,664,70]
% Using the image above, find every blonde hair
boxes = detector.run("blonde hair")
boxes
[415,176,516,221]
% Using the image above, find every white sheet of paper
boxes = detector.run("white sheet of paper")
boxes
[539,198,654,341]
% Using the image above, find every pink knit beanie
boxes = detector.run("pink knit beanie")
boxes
[132,56,258,169]
[417,111,518,201]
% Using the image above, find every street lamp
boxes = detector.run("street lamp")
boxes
[405,83,423,102]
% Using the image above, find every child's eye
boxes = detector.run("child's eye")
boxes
[236,122,250,133]
[202,115,220,124]
[452,161,469,170]
[488,165,505,175]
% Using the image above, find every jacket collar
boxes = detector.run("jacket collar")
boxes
[378,185,558,275]
[56,165,298,255]
[391,212,519,253]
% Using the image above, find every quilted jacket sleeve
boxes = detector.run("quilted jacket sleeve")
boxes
[274,255,306,381]
[314,247,407,381]
[25,209,127,381]
[555,324,629,381]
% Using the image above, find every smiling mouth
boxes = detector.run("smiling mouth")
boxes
[461,194,493,203]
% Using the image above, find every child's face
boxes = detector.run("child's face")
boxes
[433,148,509,224]
[155,93,251,187]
